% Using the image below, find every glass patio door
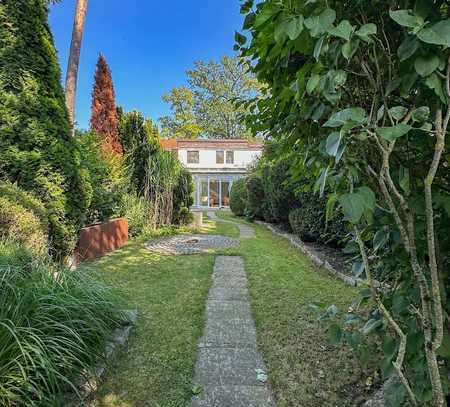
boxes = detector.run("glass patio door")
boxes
[221,181,231,207]
[209,180,220,207]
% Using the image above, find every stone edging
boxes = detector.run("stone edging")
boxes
[68,309,138,405]
[255,221,363,287]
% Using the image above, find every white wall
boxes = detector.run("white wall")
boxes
[178,149,262,169]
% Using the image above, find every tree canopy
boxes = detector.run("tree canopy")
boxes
[237,0,450,405]
[160,55,262,139]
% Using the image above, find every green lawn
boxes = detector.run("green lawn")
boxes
[83,219,238,407]
[84,213,372,407]
[217,212,374,406]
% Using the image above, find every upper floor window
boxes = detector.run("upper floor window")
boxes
[187,150,199,164]
[216,150,224,164]
[226,151,234,164]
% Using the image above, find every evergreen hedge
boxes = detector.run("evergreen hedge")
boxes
[0,0,90,258]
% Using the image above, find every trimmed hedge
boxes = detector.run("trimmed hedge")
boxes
[289,194,347,247]
[230,178,247,216]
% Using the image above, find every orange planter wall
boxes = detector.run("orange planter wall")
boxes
[74,218,128,264]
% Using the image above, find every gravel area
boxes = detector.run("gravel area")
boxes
[145,234,239,255]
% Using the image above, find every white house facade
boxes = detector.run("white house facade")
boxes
[161,139,263,208]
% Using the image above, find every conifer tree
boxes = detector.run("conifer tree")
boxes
[90,54,123,154]
[0,0,90,257]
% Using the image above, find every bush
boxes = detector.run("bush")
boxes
[245,175,266,220]
[78,132,127,225]
[0,1,91,258]
[121,193,153,237]
[0,241,126,405]
[172,168,194,225]
[289,194,347,247]
[0,193,48,254]
[263,161,298,224]
[230,178,247,216]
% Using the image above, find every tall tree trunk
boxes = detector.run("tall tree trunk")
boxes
[65,0,88,136]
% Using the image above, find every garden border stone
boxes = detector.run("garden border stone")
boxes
[256,221,362,287]
[67,309,138,405]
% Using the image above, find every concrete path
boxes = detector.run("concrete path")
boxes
[191,256,274,407]
[207,211,255,239]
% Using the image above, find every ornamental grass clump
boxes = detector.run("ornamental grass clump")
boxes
[0,240,126,405]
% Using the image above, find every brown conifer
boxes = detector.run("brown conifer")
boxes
[90,54,122,154]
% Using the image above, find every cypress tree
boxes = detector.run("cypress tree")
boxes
[91,55,123,154]
[0,0,91,258]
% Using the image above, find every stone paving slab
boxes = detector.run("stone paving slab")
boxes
[192,256,274,406]
[207,212,256,239]
[191,385,274,407]
[194,347,266,386]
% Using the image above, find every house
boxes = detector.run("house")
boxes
[161,139,264,209]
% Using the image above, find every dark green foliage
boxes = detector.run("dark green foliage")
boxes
[78,132,126,225]
[289,194,347,247]
[230,178,247,216]
[262,160,298,224]
[245,175,265,219]
[118,110,160,195]
[172,169,194,225]
[0,0,90,258]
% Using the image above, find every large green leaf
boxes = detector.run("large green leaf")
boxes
[328,20,354,41]
[388,106,408,121]
[324,107,367,128]
[425,73,446,103]
[412,106,430,122]
[397,36,419,61]
[361,318,383,335]
[276,16,305,42]
[306,74,320,94]
[417,20,450,47]
[414,54,440,77]
[326,132,341,156]
[389,9,424,29]
[339,187,375,223]
[254,6,278,27]
[376,124,412,141]
[304,8,336,37]
[328,324,342,345]
[355,23,377,41]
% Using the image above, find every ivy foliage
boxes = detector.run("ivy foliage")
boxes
[238,0,450,404]
[0,0,91,257]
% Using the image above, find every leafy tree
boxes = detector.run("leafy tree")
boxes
[238,0,450,405]
[161,55,261,139]
[0,0,90,258]
[160,87,203,139]
[91,54,123,154]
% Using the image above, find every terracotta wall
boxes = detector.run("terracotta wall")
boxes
[74,218,128,264]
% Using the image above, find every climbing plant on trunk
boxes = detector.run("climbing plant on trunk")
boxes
[238,1,449,405]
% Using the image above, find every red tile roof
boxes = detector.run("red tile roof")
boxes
[160,138,264,151]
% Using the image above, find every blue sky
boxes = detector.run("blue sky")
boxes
[49,0,244,130]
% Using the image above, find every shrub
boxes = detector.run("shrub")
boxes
[245,175,265,220]
[289,194,347,247]
[0,241,126,405]
[0,1,91,258]
[172,168,194,225]
[120,193,153,237]
[230,178,247,216]
[0,195,48,254]
[263,160,298,224]
[78,132,126,225]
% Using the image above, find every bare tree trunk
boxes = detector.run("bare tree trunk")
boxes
[65,0,89,136]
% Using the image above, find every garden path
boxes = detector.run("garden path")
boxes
[206,211,255,238]
[191,255,274,406]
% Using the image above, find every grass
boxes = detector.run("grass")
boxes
[84,212,373,406]
[83,218,239,407]
[217,212,375,406]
